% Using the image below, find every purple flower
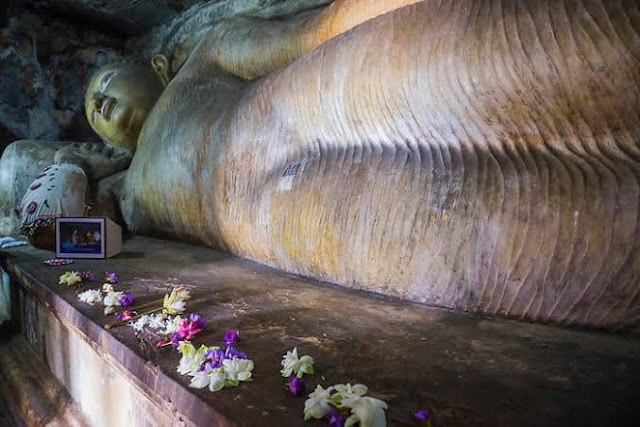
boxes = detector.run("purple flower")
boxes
[224,346,247,360]
[170,332,183,347]
[119,294,135,307]
[288,374,306,396]
[414,410,430,420]
[117,310,134,321]
[189,313,207,329]
[105,272,119,284]
[178,319,204,341]
[328,407,347,427]
[206,348,225,366]
[80,271,95,281]
[223,330,239,346]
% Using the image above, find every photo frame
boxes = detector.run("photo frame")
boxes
[55,217,121,259]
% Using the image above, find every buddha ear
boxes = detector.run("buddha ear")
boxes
[151,54,171,87]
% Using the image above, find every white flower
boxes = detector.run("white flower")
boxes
[342,396,388,427]
[148,313,166,330]
[177,342,208,376]
[59,271,82,286]
[189,365,227,392]
[78,289,102,305]
[189,369,211,389]
[104,305,115,315]
[222,358,254,385]
[103,291,124,307]
[208,367,228,392]
[334,383,368,399]
[163,287,191,315]
[303,384,334,421]
[101,283,114,293]
[163,315,183,335]
[281,347,314,378]
[131,315,150,332]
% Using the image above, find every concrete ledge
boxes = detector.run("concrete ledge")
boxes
[2,236,640,426]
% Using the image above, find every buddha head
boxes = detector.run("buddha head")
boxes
[85,63,164,150]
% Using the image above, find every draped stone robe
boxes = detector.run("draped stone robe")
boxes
[123,0,640,331]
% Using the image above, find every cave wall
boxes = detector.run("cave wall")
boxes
[0,13,123,153]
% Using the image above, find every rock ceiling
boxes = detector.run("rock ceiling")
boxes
[20,0,221,35]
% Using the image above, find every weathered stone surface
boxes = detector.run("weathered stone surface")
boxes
[2,236,640,426]
[123,0,640,330]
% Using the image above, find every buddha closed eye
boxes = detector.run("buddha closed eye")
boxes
[100,71,116,91]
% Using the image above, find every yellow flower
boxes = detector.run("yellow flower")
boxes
[59,271,82,286]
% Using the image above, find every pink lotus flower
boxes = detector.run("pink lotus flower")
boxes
[117,310,134,321]
[178,319,204,341]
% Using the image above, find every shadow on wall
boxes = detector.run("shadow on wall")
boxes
[0,123,17,158]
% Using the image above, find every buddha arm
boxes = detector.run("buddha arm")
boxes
[203,0,421,80]
[53,142,132,181]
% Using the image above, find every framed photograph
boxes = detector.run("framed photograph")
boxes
[55,217,121,259]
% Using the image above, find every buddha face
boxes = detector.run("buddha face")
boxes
[85,64,164,150]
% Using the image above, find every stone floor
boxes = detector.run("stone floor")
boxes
[1,236,639,426]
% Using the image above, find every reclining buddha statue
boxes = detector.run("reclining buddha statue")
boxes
[2,0,640,331]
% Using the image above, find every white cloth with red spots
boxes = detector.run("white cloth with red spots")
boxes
[19,163,89,228]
